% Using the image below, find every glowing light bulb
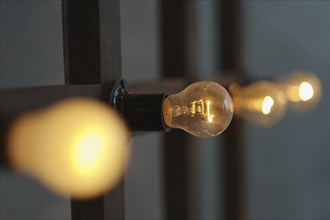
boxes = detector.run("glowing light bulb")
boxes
[229,81,287,127]
[162,81,234,138]
[261,96,274,115]
[7,98,129,199]
[280,71,322,111]
[299,82,314,101]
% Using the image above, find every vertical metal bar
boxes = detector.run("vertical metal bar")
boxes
[62,0,123,219]
[160,1,186,77]
[70,198,104,220]
[160,2,188,219]
[98,1,125,219]
[62,0,101,84]
[219,1,246,220]
[62,0,103,219]
[160,1,199,219]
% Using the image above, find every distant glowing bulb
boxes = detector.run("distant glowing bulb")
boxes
[162,81,234,138]
[229,81,287,127]
[280,71,321,111]
[261,96,274,115]
[7,98,129,199]
[298,82,314,101]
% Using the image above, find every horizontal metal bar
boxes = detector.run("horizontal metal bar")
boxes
[0,76,235,121]
[0,81,182,123]
[0,75,235,123]
[1,85,102,118]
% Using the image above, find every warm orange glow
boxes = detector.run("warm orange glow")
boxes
[8,98,130,199]
[282,71,322,111]
[72,130,107,176]
[229,81,287,127]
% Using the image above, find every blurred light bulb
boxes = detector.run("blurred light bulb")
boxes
[7,98,129,199]
[229,81,287,127]
[162,81,234,138]
[280,71,322,111]
[261,96,274,115]
[299,82,313,101]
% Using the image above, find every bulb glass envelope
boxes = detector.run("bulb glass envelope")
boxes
[8,98,130,199]
[163,81,234,138]
[280,71,322,111]
[229,81,287,127]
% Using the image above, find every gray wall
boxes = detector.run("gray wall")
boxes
[0,1,64,88]
[120,1,163,219]
[0,1,70,219]
[244,1,329,219]
[1,1,329,220]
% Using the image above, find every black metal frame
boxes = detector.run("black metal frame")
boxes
[0,1,246,220]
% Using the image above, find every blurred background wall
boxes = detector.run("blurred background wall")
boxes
[1,1,329,219]
[244,1,329,219]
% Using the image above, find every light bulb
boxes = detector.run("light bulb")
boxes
[162,81,234,138]
[229,81,287,127]
[279,71,322,111]
[7,98,129,199]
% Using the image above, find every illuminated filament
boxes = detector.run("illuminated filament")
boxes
[172,99,214,122]
[206,101,214,122]
[262,96,274,115]
[299,82,314,101]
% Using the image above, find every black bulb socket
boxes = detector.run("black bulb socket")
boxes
[102,79,169,131]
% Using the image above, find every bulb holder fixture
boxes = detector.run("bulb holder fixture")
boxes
[102,79,168,132]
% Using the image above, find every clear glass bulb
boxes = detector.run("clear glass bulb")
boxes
[279,71,322,111]
[7,98,130,199]
[162,81,234,138]
[229,81,287,127]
